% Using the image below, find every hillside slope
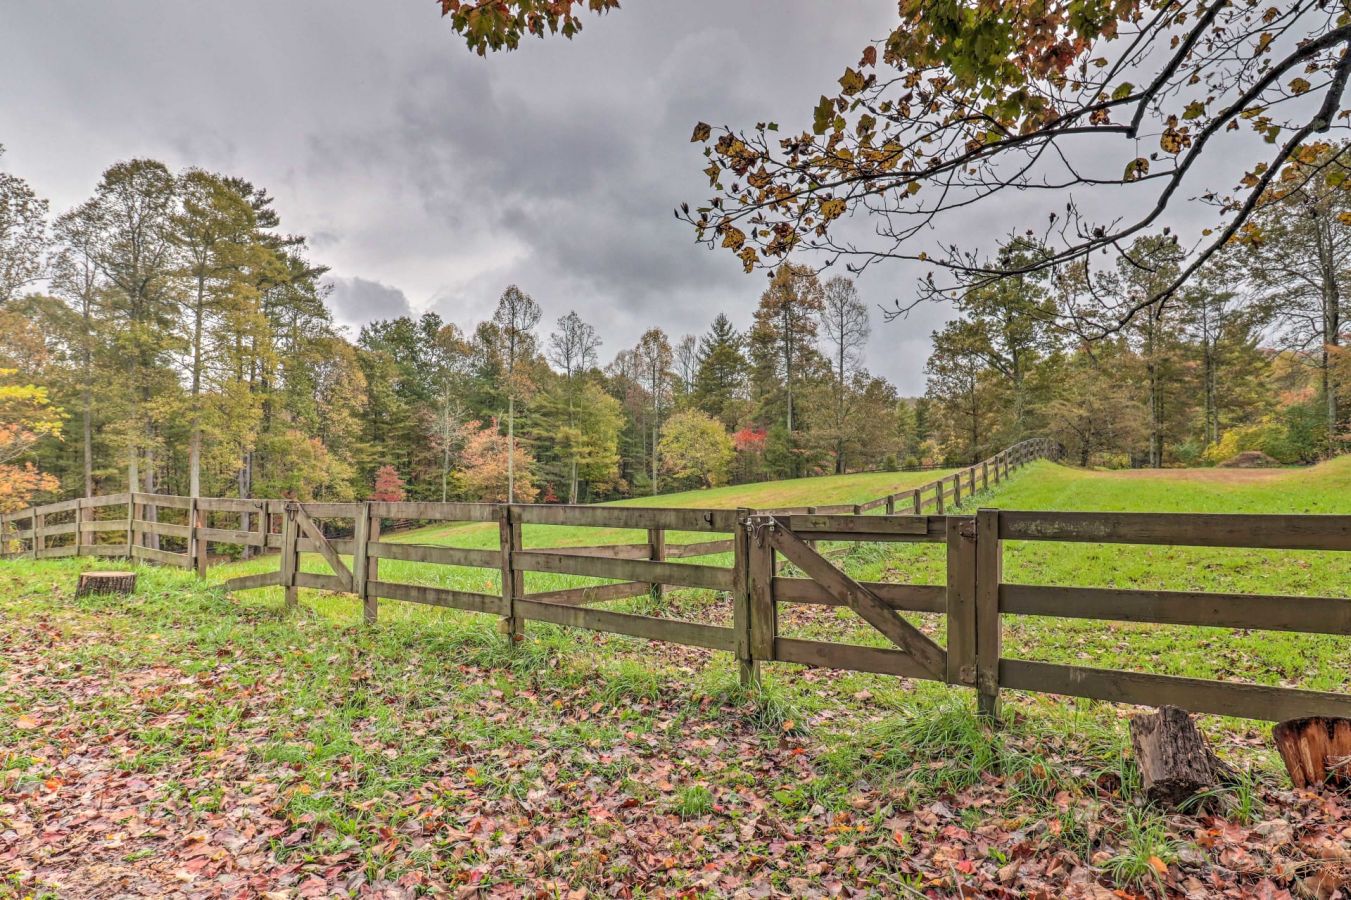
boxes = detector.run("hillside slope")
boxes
[976,457,1351,515]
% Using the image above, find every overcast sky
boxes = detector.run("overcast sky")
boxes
[3,1,978,392]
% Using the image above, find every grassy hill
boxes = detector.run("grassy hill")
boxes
[985,455,1351,514]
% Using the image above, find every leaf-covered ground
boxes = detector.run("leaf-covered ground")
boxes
[8,460,1351,897]
[3,558,1351,899]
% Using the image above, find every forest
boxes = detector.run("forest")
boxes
[0,143,1348,512]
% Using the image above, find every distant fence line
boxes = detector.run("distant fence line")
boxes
[0,438,1062,569]
[31,439,1351,725]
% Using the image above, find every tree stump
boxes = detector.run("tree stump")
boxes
[75,571,137,598]
[1273,718,1351,790]
[1129,706,1232,807]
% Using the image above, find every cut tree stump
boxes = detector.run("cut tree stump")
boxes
[75,571,137,598]
[1273,717,1351,790]
[1130,706,1233,807]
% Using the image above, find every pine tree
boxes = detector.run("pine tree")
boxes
[692,314,746,429]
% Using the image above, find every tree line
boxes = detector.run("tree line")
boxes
[924,143,1350,468]
[1,142,1346,512]
[0,152,918,510]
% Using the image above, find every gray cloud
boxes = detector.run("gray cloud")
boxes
[1,1,968,394]
[326,276,414,330]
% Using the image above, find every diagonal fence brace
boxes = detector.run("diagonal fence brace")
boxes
[766,517,948,681]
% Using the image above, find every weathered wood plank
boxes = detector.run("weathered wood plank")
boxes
[512,551,735,591]
[747,516,776,662]
[36,545,79,558]
[512,504,737,533]
[779,514,932,538]
[775,637,937,680]
[945,516,977,686]
[352,505,373,623]
[548,542,652,560]
[772,578,946,612]
[666,539,735,559]
[367,500,498,521]
[975,508,1002,718]
[1000,584,1351,635]
[198,526,267,546]
[369,580,507,615]
[767,522,947,680]
[86,544,131,557]
[1000,659,1351,722]
[289,502,362,518]
[293,571,350,592]
[196,497,267,513]
[732,509,757,686]
[131,545,191,567]
[132,519,191,539]
[366,541,500,569]
[999,511,1351,551]
[132,493,194,510]
[523,581,651,607]
[500,506,523,642]
[36,498,82,514]
[514,599,736,651]
[81,519,131,534]
[221,571,283,592]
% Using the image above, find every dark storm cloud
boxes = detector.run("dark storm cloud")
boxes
[326,276,414,329]
[0,1,951,393]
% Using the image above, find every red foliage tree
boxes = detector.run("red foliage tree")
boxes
[370,465,407,502]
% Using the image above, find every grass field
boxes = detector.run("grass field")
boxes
[4,461,1350,897]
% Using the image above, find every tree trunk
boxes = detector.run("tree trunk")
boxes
[507,394,515,503]
[82,392,93,498]
[1129,706,1232,807]
[76,571,137,598]
[1273,718,1351,790]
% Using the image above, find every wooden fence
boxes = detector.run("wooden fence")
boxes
[0,438,1060,567]
[26,440,1351,723]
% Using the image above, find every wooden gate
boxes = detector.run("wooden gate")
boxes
[219,501,359,602]
[740,512,992,709]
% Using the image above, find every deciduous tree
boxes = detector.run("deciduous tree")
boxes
[658,409,734,489]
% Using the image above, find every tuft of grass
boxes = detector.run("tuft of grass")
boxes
[1100,806,1182,891]
[1182,767,1268,825]
[672,784,715,818]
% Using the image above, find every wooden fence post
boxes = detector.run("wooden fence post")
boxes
[935,481,945,514]
[281,503,299,609]
[885,494,895,515]
[945,516,977,687]
[32,510,43,559]
[73,500,85,557]
[128,494,139,552]
[353,502,375,624]
[746,516,776,683]
[732,508,759,688]
[952,472,962,508]
[975,508,1002,721]
[193,498,208,578]
[648,527,666,600]
[499,505,524,645]
[912,490,923,515]
[982,461,989,491]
